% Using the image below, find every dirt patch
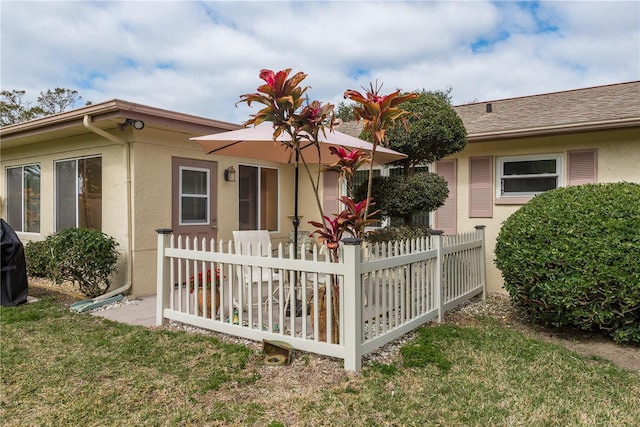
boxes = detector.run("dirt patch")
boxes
[26,277,85,307]
[445,293,640,372]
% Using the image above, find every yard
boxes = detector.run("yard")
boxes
[1,284,638,426]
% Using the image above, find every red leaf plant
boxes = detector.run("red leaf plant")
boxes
[310,196,380,261]
[324,147,371,198]
[343,82,417,220]
[237,68,335,225]
[189,268,221,293]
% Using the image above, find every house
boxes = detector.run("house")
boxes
[0,99,331,296]
[3,82,638,298]
[435,81,640,292]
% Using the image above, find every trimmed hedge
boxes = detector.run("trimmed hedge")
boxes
[24,240,51,278]
[495,182,640,343]
[25,228,119,298]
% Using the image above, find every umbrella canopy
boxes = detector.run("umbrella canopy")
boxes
[191,124,405,281]
[190,125,407,166]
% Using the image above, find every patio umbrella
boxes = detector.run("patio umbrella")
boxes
[191,125,407,253]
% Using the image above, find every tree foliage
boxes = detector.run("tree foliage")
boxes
[385,88,467,173]
[1,88,86,126]
[355,88,466,225]
[335,101,355,122]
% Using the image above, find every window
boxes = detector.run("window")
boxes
[6,164,40,233]
[55,157,102,231]
[179,167,210,224]
[353,169,381,190]
[497,154,562,198]
[238,165,278,231]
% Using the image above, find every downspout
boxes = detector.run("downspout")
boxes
[71,115,133,311]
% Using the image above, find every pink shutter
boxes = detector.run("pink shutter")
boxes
[322,170,340,217]
[469,156,493,218]
[435,160,457,234]
[568,149,597,186]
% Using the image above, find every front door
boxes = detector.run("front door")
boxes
[172,157,218,244]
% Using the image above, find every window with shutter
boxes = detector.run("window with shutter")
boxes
[470,156,493,218]
[435,159,457,234]
[496,154,562,199]
[568,149,597,186]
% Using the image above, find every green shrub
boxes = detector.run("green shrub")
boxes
[355,173,449,226]
[25,228,120,298]
[495,182,640,343]
[24,240,51,277]
[365,225,432,244]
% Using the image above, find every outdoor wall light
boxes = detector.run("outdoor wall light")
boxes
[118,118,145,131]
[224,166,236,182]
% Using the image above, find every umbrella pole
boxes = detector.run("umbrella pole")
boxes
[286,149,303,317]
[293,149,300,256]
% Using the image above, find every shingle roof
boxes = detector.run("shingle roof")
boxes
[453,81,640,138]
[332,120,362,137]
[335,81,640,142]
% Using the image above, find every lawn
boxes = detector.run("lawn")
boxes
[1,297,638,426]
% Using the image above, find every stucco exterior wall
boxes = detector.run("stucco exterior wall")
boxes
[1,124,331,297]
[128,129,325,295]
[445,127,640,293]
[0,133,129,289]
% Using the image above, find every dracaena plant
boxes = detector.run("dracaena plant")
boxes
[343,83,417,219]
[309,210,350,262]
[237,69,335,224]
[324,147,371,198]
[310,197,379,262]
[339,196,380,237]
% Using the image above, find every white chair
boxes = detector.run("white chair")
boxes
[232,230,282,311]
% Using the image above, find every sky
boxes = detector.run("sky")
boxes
[1,0,639,125]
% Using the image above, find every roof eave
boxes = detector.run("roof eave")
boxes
[0,99,239,139]
[467,117,640,142]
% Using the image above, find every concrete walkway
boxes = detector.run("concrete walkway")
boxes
[90,295,157,327]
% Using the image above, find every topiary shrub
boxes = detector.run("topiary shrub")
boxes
[26,228,120,298]
[495,182,640,343]
[355,173,449,226]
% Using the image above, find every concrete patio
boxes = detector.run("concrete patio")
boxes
[90,295,157,327]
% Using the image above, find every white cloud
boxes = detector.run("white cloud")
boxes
[1,0,638,124]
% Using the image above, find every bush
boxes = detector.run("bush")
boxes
[24,240,51,277]
[25,228,120,298]
[495,182,640,343]
[355,173,448,225]
[365,225,432,244]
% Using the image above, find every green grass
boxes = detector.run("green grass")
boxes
[1,298,639,426]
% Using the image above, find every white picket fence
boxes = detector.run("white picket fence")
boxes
[155,226,486,372]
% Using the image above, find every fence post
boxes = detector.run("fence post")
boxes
[342,237,363,372]
[475,225,487,300]
[430,230,444,323]
[156,229,172,326]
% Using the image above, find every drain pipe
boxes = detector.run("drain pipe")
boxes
[71,115,133,311]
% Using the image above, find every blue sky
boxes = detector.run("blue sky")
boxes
[1,0,638,124]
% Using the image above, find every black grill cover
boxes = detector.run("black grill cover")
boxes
[1,219,29,306]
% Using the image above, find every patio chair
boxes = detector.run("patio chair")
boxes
[232,230,283,311]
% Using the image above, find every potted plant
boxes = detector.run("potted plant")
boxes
[190,268,221,318]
